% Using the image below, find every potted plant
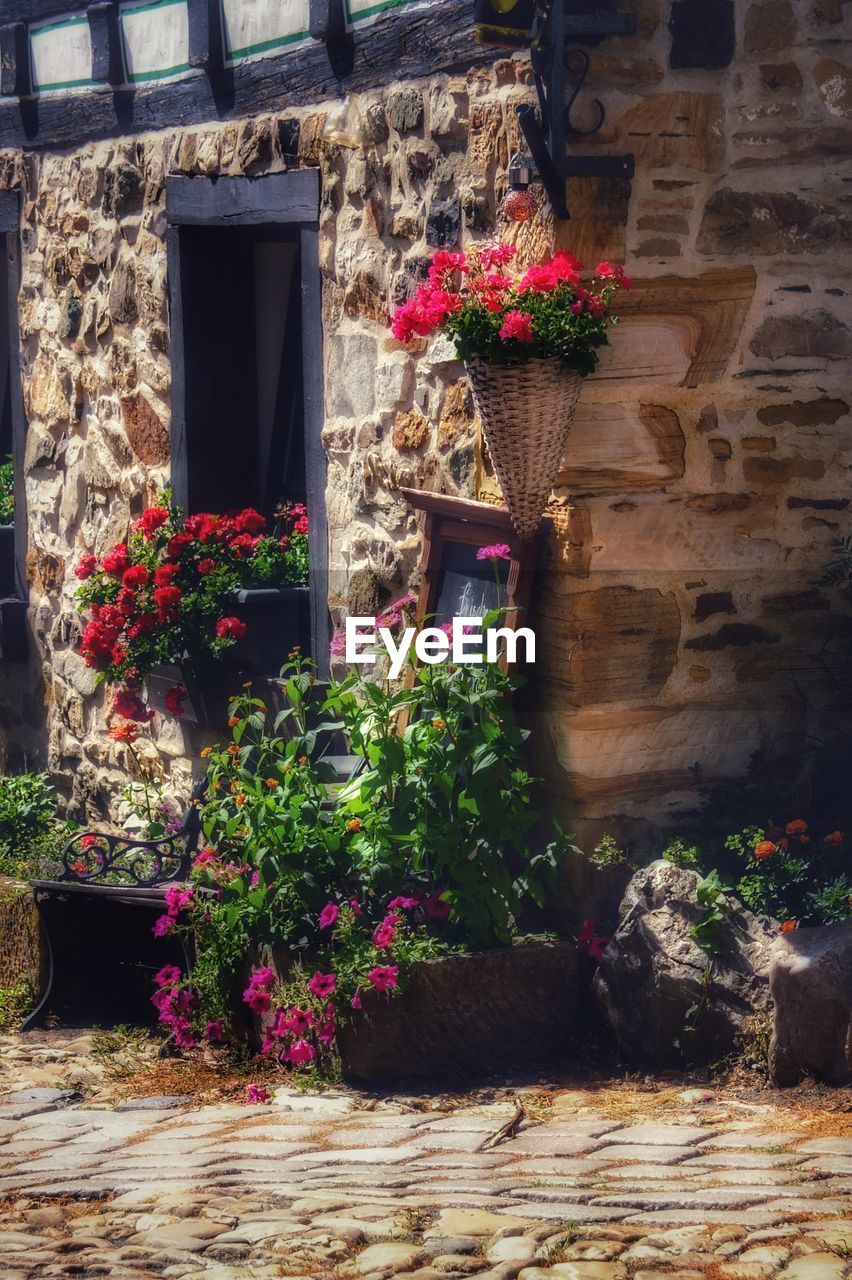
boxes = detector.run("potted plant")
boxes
[74,494,309,726]
[391,244,630,539]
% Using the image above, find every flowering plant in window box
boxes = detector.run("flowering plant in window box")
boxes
[391,244,631,540]
[74,494,309,721]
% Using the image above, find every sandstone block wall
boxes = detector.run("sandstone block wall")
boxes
[0,0,847,849]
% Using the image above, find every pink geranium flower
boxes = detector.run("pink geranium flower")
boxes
[308,972,336,1000]
[475,543,511,562]
[498,309,534,343]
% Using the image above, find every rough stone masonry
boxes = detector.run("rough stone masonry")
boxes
[0,0,848,855]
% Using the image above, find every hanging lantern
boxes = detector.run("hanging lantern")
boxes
[474,0,537,47]
[502,151,539,222]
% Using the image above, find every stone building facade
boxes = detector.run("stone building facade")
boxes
[0,0,848,853]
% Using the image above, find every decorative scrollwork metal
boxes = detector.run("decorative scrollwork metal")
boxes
[57,788,203,887]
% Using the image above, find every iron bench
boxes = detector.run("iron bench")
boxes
[23,794,202,1030]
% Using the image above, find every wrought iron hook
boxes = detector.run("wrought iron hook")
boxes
[564,48,605,136]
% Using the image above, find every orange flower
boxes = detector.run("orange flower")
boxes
[780,919,798,933]
[432,718,446,730]
[108,721,138,744]
[242,680,253,688]
[200,746,213,758]
[228,743,239,756]
[265,778,279,789]
[754,840,777,860]
[228,715,240,728]
[298,755,309,766]
[785,819,808,836]
[235,793,246,807]
[824,830,843,845]
[346,818,361,832]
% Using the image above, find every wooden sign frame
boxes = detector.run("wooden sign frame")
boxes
[399,488,544,646]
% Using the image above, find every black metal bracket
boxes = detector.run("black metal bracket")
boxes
[516,0,635,219]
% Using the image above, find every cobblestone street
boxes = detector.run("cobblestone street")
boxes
[1,1036,851,1279]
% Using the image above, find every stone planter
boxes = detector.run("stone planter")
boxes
[338,941,577,1082]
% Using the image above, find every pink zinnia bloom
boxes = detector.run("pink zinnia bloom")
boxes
[318,901,340,930]
[329,631,346,656]
[288,1039,316,1065]
[308,971,336,1000]
[476,543,511,562]
[368,965,399,993]
[498,310,535,343]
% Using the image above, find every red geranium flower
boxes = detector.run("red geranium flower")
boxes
[154,585,182,623]
[102,544,129,578]
[216,616,247,640]
[74,554,97,580]
[164,684,187,718]
[234,508,266,534]
[113,690,154,722]
[122,565,149,589]
[167,532,194,558]
[154,563,180,587]
[197,558,216,575]
[137,507,169,538]
[229,532,259,559]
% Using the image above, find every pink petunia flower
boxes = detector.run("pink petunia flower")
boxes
[288,1039,316,1065]
[318,901,340,930]
[245,1084,271,1104]
[367,965,399,993]
[308,971,336,1000]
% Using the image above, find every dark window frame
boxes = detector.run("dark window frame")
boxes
[165,169,329,674]
[0,189,28,660]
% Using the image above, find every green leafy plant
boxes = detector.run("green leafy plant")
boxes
[690,869,734,954]
[0,976,33,1031]
[0,457,13,525]
[0,772,77,880]
[588,833,630,868]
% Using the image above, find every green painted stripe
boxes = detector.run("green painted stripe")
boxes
[226,28,310,59]
[126,60,192,82]
[346,0,413,21]
[35,75,93,91]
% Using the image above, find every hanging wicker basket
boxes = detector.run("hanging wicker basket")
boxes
[466,356,583,541]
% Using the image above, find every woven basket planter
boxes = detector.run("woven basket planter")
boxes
[466,356,583,541]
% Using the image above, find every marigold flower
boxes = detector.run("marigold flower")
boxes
[754,840,777,860]
[346,818,361,832]
[265,777,279,789]
[432,718,446,730]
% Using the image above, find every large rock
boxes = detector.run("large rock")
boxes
[338,942,576,1082]
[593,861,777,1065]
[769,922,852,1086]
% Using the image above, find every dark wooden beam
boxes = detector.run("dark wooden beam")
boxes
[166,170,319,226]
[188,0,224,72]
[0,0,491,149]
[0,0,68,21]
[0,21,28,98]
[309,0,346,43]
[87,1,123,86]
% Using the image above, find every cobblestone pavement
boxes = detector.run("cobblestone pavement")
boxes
[1,1044,851,1279]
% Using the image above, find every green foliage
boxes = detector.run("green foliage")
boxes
[0,772,77,880]
[0,457,13,525]
[0,976,32,1031]
[588,834,629,869]
[690,870,734,954]
[661,838,701,869]
[819,534,852,588]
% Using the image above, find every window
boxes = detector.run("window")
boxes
[166,171,328,671]
[0,191,27,661]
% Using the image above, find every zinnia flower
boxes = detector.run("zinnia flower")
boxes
[108,721,138,744]
[754,840,777,860]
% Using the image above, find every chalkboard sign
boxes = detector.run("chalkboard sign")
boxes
[433,540,509,625]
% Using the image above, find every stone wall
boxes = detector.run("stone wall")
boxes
[0,0,848,844]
